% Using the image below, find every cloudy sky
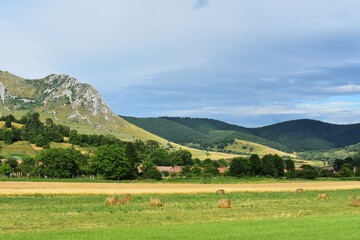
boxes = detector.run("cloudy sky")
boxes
[1,0,360,127]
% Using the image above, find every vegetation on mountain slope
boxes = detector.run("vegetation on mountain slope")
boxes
[123,116,289,152]
[125,116,360,153]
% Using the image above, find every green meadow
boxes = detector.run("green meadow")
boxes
[1,189,360,239]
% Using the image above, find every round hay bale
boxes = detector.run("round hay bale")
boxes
[216,189,225,195]
[350,199,360,207]
[296,188,304,193]
[319,193,328,200]
[123,193,134,202]
[217,199,231,208]
[150,198,163,207]
[105,197,120,206]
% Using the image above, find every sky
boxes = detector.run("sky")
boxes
[1,0,360,127]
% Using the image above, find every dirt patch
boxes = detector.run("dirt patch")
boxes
[0,181,360,196]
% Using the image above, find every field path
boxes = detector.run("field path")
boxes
[1,181,360,195]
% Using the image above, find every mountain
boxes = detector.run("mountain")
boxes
[249,119,360,151]
[124,117,360,152]
[123,116,289,152]
[0,71,239,160]
[0,70,158,141]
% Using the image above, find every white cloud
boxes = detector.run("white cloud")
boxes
[327,85,360,94]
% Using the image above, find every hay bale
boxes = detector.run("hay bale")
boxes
[350,198,360,207]
[217,199,231,208]
[123,193,134,202]
[105,197,120,206]
[319,193,328,199]
[296,188,304,193]
[216,189,225,195]
[150,198,163,207]
[105,194,134,206]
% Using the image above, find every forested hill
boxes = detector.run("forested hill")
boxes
[124,117,360,152]
[122,116,289,152]
[249,119,360,151]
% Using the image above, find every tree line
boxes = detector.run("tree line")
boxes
[1,113,360,181]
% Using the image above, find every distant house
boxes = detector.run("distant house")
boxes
[156,166,183,174]
[322,166,335,173]
[217,167,229,174]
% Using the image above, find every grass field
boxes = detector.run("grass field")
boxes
[225,139,295,158]
[0,141,37,158]
[1,189,360,239]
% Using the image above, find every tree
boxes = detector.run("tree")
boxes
[339,164,354,177]
[19,157,35,177]
[36,148,82,178]
[91,145,136,180]
[5,118,12,128]
[125,142,140,168]
[0,163,12,177]
[170,149,193,166]
[262,154,276,177]
[285,159,295,172]
[333,159,345,172]
[6,158,19,172]
[203,160,219,176]
[148,149,171,166]
[145,140,161,153]
[2,130,14,144]
[249,154,262,175]
[299,169,318,179]
[141,160,162,180]
[273,155,285,178]
[229,157,251,177]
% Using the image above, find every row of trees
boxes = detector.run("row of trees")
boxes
[0,113,70,147]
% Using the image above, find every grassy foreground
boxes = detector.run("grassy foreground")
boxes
[1,189,360,239]
[2,215,360,240]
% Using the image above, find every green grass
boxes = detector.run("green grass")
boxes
[1,189,360,239]
[2,215,360,240]
[0,141,37,158]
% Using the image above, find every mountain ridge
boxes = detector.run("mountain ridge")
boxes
[124,116,360,152]
[0,70,240,160]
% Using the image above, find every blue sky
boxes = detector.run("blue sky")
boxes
[1,0,360,127]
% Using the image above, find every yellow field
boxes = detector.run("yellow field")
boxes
[0,121,23,128]
[1,181,360,196]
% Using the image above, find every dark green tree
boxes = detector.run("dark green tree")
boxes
[141,160,162,180]
[91,145,135,180]
[229,157,251,177]
[285,159,295,172]
[4,118,12,128]
[249,154,262,175]
[170,149,193,166]
[148,148,171,166]
[2,130,15,144]
[262,154,276,177]
[36,148,83,178]
[273,155,285,178]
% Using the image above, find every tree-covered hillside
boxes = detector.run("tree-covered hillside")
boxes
[123,116,289,152]
[124,117,360,152]
[249,119,360,151]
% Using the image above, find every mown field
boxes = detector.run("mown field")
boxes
[1,189,360,239]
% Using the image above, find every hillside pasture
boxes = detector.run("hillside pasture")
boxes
[224,139,295,157]
[0,141,37,158]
